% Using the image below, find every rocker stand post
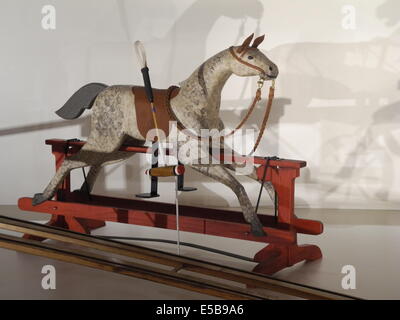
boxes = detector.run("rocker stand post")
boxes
[135,142,197,198]
[19,139,323,275]
[136,142,160,199]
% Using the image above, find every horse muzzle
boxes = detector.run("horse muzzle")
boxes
[261,72,278,80]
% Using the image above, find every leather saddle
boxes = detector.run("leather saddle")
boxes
[132,86,180,140]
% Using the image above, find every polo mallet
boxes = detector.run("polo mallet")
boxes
[146,165,185,255]
[134,41,165,163]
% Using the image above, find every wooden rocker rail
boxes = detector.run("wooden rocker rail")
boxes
[0,215,357,300]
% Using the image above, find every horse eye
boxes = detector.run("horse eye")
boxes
[248,56,254,60]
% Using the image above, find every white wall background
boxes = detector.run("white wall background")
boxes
[0,0,399,210]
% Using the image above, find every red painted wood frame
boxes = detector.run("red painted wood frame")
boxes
[18,139,323,275]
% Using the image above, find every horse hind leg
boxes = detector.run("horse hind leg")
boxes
[33,135,127,206]
[78,151,135,193]
[190,165,266,236]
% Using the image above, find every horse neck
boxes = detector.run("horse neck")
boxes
[178,50,232,113]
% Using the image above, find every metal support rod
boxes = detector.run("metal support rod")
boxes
[175,176,180,255]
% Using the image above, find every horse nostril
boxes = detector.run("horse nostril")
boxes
[269,66,273,71]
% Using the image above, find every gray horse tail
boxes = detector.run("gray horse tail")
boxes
[55,83,108,120]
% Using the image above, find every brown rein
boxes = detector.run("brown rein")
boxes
[167,81,275,155]
[249,81,275,155]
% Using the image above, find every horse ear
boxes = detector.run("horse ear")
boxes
[251,35,265,48]
[237,33,254,53]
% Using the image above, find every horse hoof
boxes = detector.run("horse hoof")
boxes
[251,224,266,237]
[32,193,48,206]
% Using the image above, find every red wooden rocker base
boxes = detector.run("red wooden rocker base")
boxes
[18,139,323,275]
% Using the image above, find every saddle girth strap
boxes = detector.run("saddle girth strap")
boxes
[133,86,180,140]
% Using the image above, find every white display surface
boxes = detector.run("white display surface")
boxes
[0,207,399,299]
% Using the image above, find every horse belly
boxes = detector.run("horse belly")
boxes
[90,85,145,142]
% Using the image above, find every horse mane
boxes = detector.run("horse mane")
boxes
[178,49,229,93]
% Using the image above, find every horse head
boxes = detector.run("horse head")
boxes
[229,33,279,80]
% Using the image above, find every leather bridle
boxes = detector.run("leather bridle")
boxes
[229,46,265,75]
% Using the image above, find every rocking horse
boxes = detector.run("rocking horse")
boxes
[32,33,278,236]
[20,34,323,275]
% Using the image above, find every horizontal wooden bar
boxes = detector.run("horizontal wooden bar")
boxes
[18,196,297,244]
[45,139,306,168]
[70,193,322,236]
[293,217,324,235]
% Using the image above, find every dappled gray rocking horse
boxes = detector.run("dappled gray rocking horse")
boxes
[32,34,279,236]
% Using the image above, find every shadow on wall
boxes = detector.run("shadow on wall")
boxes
[225,0,400,209]
[1,0,399,209]
[116,0,264,84]
[0,117,90,137]
[323,82,400,207]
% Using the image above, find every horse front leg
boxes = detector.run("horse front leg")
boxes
[190,164,266,236]
[215,120,276,204]
[223,163,276,204]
